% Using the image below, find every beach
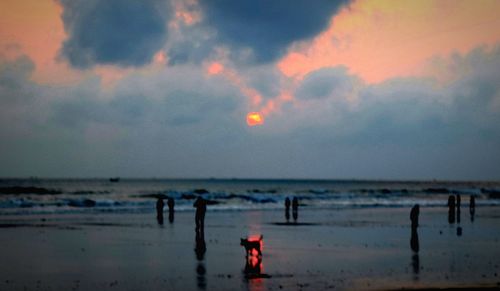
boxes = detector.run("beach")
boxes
[1,204,499,290]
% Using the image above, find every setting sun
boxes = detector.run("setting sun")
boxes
[246,112,264,126]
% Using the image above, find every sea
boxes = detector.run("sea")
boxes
[1,178,499,216]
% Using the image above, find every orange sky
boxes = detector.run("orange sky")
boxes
[1,0,499,104]
[0,0,80,83]
[278,0,500,84]
[0,0,165,86]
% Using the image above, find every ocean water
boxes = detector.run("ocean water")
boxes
[0,178,499,215]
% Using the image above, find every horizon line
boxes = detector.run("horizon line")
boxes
[1,177,499,184]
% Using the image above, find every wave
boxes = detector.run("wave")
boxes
[1,179,500,216]
[1,193,499,216]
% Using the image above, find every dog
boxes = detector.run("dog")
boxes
[240,235,263,257]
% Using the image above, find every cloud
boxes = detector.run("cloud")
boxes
[49,65,242,130]
[0,53,247,176]
[1,46,499,179]
[288,46,500,146]
[166,24,217,65]
[198,0,350,63]
[252,46,499,180]
[0,55,35,101]
[57,0,171,68]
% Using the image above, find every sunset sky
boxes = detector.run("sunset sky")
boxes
[1,0,499,179]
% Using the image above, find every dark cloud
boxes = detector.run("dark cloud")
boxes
[58,0,170,68]
[198,0,350,63]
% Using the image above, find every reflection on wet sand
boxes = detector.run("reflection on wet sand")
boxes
[195,229,206,290]
[241,234,270,291]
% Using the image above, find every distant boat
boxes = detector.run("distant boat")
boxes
[109,177,120,182]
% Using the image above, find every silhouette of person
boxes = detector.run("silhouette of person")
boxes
[292,197,299,222]
[410,227,419,253]
[447,195,455,224]
[284,197,291,222]
[194,196,207,233]
[410,204,419,229]
[410,204,419,253]
[168,197,175,223]
[156,197,164,225]
[469,195,476,222]
[409,205,420,279]
[456,194,461,223]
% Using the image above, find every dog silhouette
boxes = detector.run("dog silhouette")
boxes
[240,235,263,257]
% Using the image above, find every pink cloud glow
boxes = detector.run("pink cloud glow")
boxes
[278,0,500,84]
[206,61,263,108]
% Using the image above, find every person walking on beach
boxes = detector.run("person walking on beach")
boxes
[410,204,419,229]
[292,197,299,222]
[447,195,455,224]
[410,204,420,277]
[156,197,164,225]
[470,195,476,222]
[168,197,175,223]
[456,194,462,236]
[410,204,419,253]
[194,196,207,233]
[285,197,291,222]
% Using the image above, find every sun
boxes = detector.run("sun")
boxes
[246,112,264,126]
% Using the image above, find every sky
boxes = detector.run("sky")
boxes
[0,0,499,180]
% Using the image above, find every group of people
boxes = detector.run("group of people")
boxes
[447,194,476,224]
[156,196,208,267]
[156,197,175,225]
[157,195,302,227]
[410,194,477,254]
[157,193,478,282]
[284,196,299,222]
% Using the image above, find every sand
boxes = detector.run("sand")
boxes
[0,206,499,290]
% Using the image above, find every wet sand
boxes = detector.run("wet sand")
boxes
[0,206,499,290]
